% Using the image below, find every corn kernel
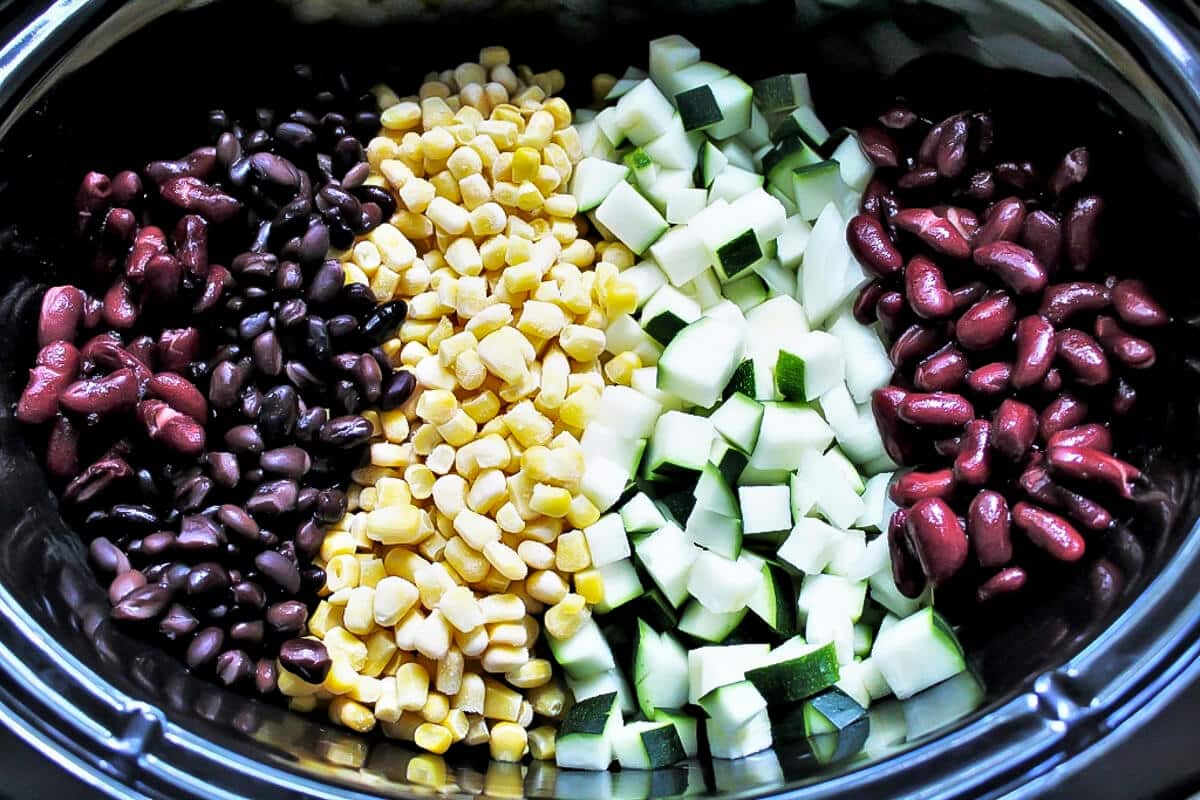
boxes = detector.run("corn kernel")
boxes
[528,681,567,718]
[366,505,424,545]
[554,529,592,572]
[421,691,450,724]
[414,723,453,754]
[396,662,431,710]
[525,570,568,605]
[483,678,523,722]
[489,722,528,763]
[330,697,377,733]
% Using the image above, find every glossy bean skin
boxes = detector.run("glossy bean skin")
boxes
[972,241,1048,294]
[991,399,1039,461]
[1055,329,1111,386]
[1046,445,1140,498]
[872,387,915,465]
[1013,502,1086,561]
[890,324,943,368]
[969,490,1012,567]
[1065,195,1102,271]
[953,419,992,485]
[1020,210,1063,273]
[1040,394,1089,442]
[1054,484,1114,531]
[976,566,1027,602]
[847,214,903,276]
[1039,282,1110,325]
[893,208,972,259]
[1047,423,1112,453]
[1111,279,1168,327]
[905,256,955,319]
[1011,315,1056,389]
[1094,315,1156,369]
[914,345,969,391]
[148,373,208,421]
[905,497,970,586]
[887,509,927,599]
[956,292,1016,350]
[38,286,85,346]
[859,124,900,167]
[897,392,975,427]
[966,362,1012,396]
[60,368,138,416]
[975,197,1026,247]
[890,469,956,505]
[17,341,81,423]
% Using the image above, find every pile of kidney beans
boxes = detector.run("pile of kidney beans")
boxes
[850,104,1169,605]
[14,66,412,691]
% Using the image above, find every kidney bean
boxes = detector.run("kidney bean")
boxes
[962,362,1011,397]
[1049,147,1090,196]
[976,566,1027,603]
[872,387,913,463]
[155,328,201,372]
[279,638,331,684]
[897,392,974,428]
[918,115,953,165]
[854,123,898,167]
[1112,377,1138,416]
[890,469,956,505]
[1012,502,1085,561]
[1054,485,1113,531]
[74,171,111,235]
[880,105,919,129]
[904,256,954,319]
[125,226,168,283]
[905,497,969,586]
[148,373,207,421]
[847,214,903,276]
[1055,329,1111,386]
[957,292,1016,350]
[934,435,962,458]
[45,415,81,479]
[60,368,138,416]
[143,253,183,302]
[914,345,968,391]
[1046,445,1139,498]
[1037,282,1110,327]
[853,282,885,325]
[159,177,242,224]
[969,111,994,155]
[975,197,1026,247]
[102,277,138,329]
[137,399,205,455]
[972,241,1047,294]
[995,160,1039,193]
[942,206,979,244]
[893,208,972,259]
[861,177,900,222]
[1008,315,1056,390]
[876,291,908,338]
[1020,210,1063,273]
[1094,315,1156,369]
[17,341,81,423]
[170,214,209,278]
[145,147,217,184]
[1044,424,1110,454]
[890,323,943,368]
[967,490,1012,567]
[887,509,926,598]
[1111,279,1168,328]
[38,286,85,347]
[949,419,990,485]
[64,450,132,504]
[1017,455,1059,506]
[991,398,1039,460]
[1065,195,1102,271]
[1040,394,1089,442]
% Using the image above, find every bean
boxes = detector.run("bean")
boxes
[964,170,995,201]
[1094,316,1156,369]
[295,407,329,443]
[1111,279,1168,328]
[216,650,253,687]
[1050,147,1089,196]
[186,562,230,596]
[110,585,171,628]
[233,581,267,610]
[252,331,284,376]
[1040,394,1089,442]
[224,424,264,454]
[278,638,331,683]
[991,398,1039,460]
[855,124,899,167]
[941,206,979,244]
[316,489,348,523]
[1054,484,1114,531]
[887,509,926,599]
[256,549,301,594]
[260,446,311,479]
[893,208,971,259]
[353,354,383,403]
[890,469,956,505]
[1112,377,1138,416]
[914,345,968,391]
[74,171,111,234]
[102,277,138,329]
[879,105,919,129]
[861,177,899,221]
[905,497,969,586]
[45,415,81,478]
[853,282,885,325]
[904,256,954,319]
[259,385,299,442]
[89,537,130,576]
[1065,195,1102,271]
[159,604,200,639]
[898,392,974,427]
[246,479,299,516]
[186,627,225,669]
[876,291,909,338]
[1007,314,1057,390]
[954,419,992,485]
[285,361,320,390]
[975,197,1026,247]
[266,600,308,635]
[319,415,373,448]
[255,659,279,695]
[968,490,1011,567]
[177,515,222,551]
[17,341,81,423]
[304,317,332,361]
[230,620,265,646]
[1012,502,1085,561]
[847,214,903,276]
[1048,423,1112,453]
[951,281,987,312]
[149,373,208,420]
[38,286,85,346]
[124,226,168,284]
[137,399,205,455]
[1046,445,1139,498]
[64,452,132,505]
[994,160,1039,193]
[249,152,301,188]
[976,567,1027,603]
[1055,329,1111,386]
[60,368,138,416]
[934,435,962,458]
[890,324,943,368]
[966,361,1012,397]
[108,569,147,605]
[145,147,218,184]
[918,115,953,165]
[871,386,915,465]
[1038,282,1110,326]
[208,360,246,410]
[1020,210,1063,272]
[956,292,1016,351]
[159,177,242,223]
[972,241,1047,294]
[935,115,969,179]
[361,300,408,344]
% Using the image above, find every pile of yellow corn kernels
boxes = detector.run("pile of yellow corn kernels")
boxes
[276,46,639,764]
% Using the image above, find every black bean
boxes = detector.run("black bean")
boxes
[244,468,264,483]
[335,380,362,414]
[331,352,359,372]
[380,370,416,411]
[186,627,225,668]
[217,504,260,540]
[339,282,377,320]
[307,260,344,304]
[209,360,246,410]
[232,251,277,280]
[178,514,223,551]
[109,569,147,605]
[241,386,263,420]
[353,354,383,403]
[316,489,347,523]
[237,311,270,341]
[294,407,328,443]
[110,503,161,530]
[255,549,301,593]
[327,314,358,338]
[227,157,252,187]
[230,620,264,645]
[111,583,170,622]
[225,424,264,455]
[260,446,311,478]
[319,414,372,448]
[361,300,407,344]
[285,361,320,390]
[161,563,192,594]
[275,121,316,150]
[254,659,278,694]
[216,131,241,166]
[246,480,299,517]
[341,162,370,190]
[296,487,319,513]
[142,531,176,557]
[204,452,240,487]
[277,298,308,328]
[275,260,304,293]
[278,638,331,683]
[304,317,332,361]
[266,600,307,635]
[245,129,272,153]
[159,604,200,639]
[353,185,396,219]
[252,331,283,376]
[333,136,365,176]
[232,581,266,609]
[296,221,331,266]
[259,384,299,441]
[186,562,230,596]
[249,152,301,188]
[89,537,129,575]
[174,475,213,512]
[294,519,323,561]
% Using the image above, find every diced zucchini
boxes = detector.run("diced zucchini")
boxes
[699,680,767,730]
[643,410,713,479]
[593,384,663,440]
[666,187,709,224]
[871,607,966,699]
[633,619,690,716]
[615,79,677,146]
[642,284,702,345]
[723,273,770,313]
[687,550,758,613]
[707,708,774,759]
[657,316,746,409]
[748,403,834,472]
[751,73,812,113]
[633,522,697,608]
[777,517,843,574]
[582,513,631,568]
[595,180,668,255]
[594,557,645,613]
[620,491,667,533]
[648,34,701,93]
[613,720,687,769]
[648,223,711,286]
[711,392,764,454]
[678,600,747,643]
[701,140,729,188]
[686,506,743,560]
[745,640,840,703]
[571,157,630,212]
[555,691,623,770]
[738,484,793,535]
[547,617,617,680]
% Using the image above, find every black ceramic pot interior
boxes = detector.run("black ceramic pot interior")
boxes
[0,0,1199,797]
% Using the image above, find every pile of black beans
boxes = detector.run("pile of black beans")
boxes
[16,66,412,692]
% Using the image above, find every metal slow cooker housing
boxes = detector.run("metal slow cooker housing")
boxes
[1,0,1200,797]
